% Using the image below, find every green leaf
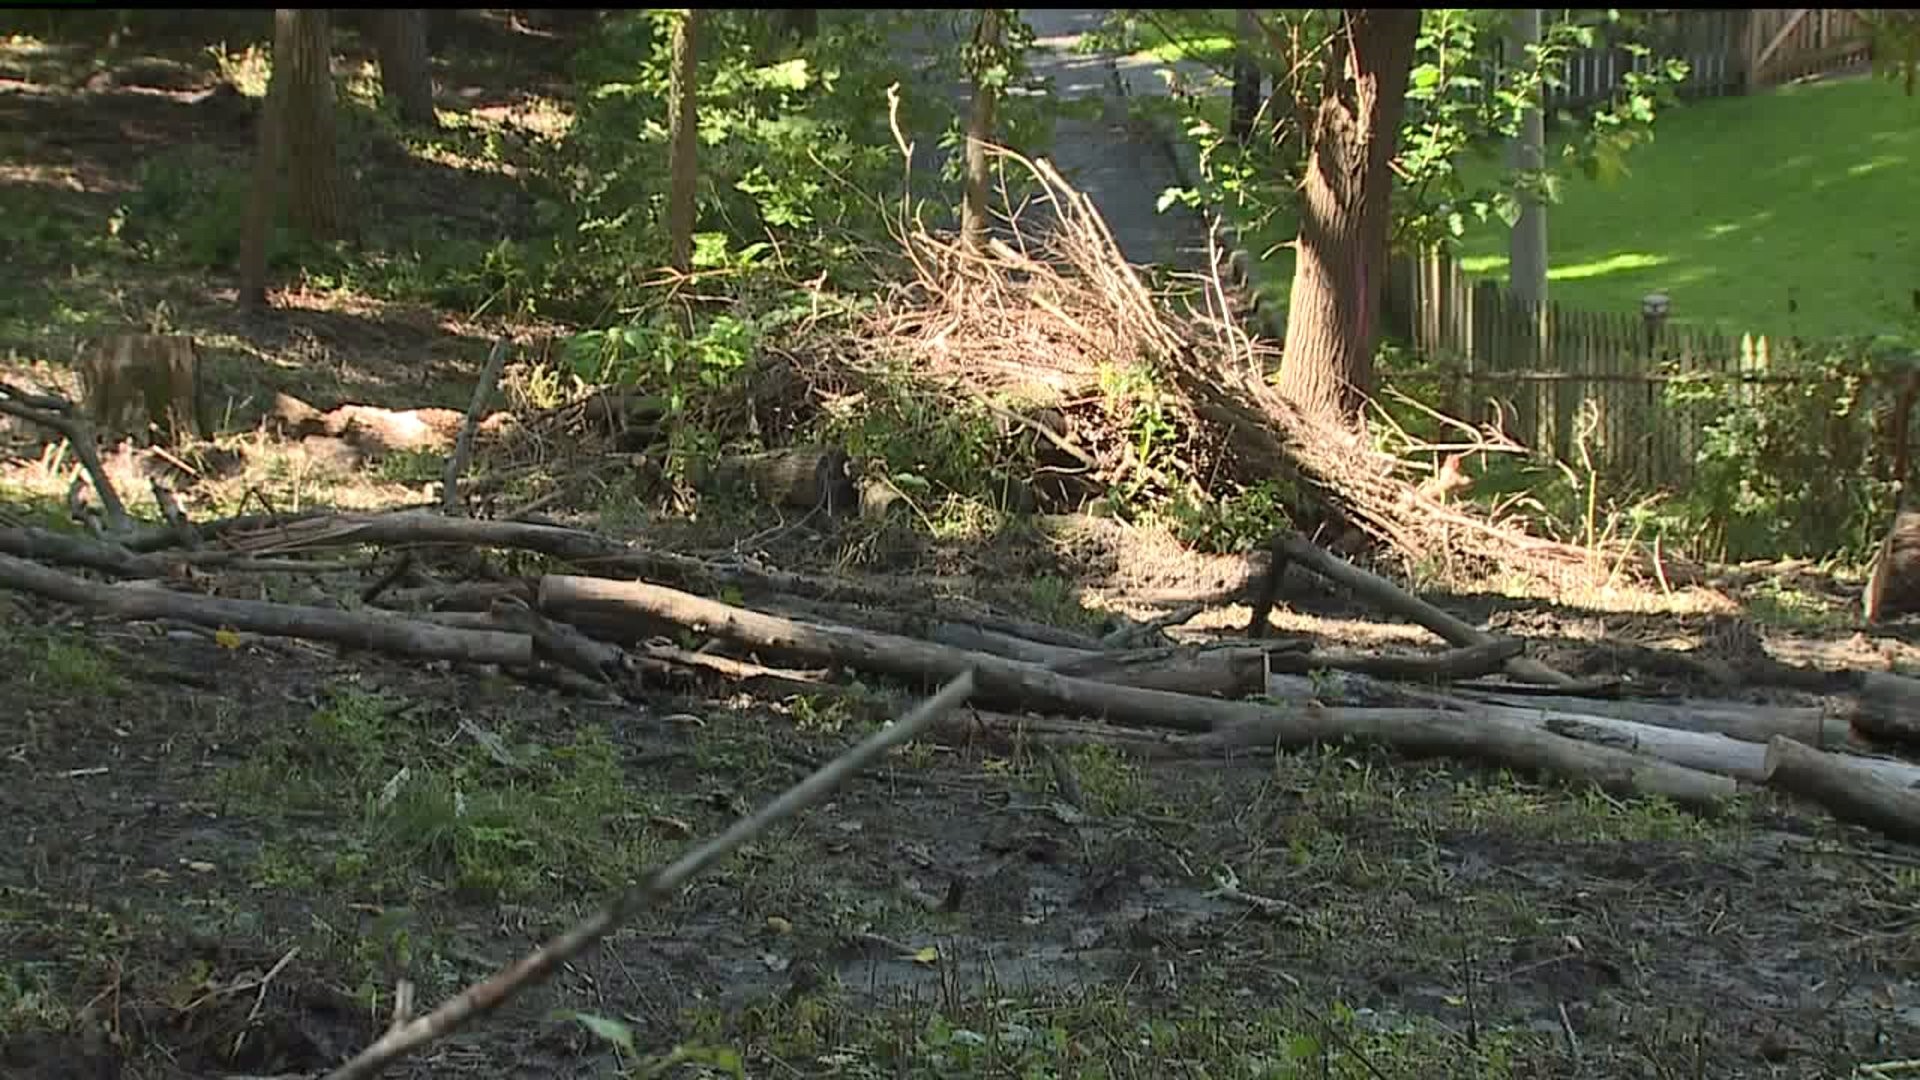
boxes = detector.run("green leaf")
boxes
[561,1011,637,1057]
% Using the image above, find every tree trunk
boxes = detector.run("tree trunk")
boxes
[666,8,701,275]
[237,11,288,310]
[778,9,818,44]
[1274,9,1422,426]
[1230,8,1262,144]
[374,9,435,127]
[961,8,1003,253]
[278,9,346,242]
[1507,9,1548,309]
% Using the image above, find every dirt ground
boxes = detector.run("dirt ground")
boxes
[5,11,1920,1080]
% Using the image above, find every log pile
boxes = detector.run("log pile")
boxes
[6,500,1920,844]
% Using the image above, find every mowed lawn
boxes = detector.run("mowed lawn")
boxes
[1455,74,1920,339]
[1125,11,1919,342]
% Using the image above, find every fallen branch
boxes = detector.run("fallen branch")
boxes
[538,573,1730,809]
[321,670,977,1080]
[441,337,512,516]
[1197,706,1735,809]
[0,380,130,533]
[1764,735,1920,845]
[0,552,531,667]
[1267,531,1576,688]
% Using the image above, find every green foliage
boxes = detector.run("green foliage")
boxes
[1162,478,1295,554]
[552,11,943,309]
[1664,335,1920,562]
[1146,9,1689,315]
[1861,10,1920,96]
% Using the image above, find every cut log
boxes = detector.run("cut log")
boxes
[537,573,1731,810]
[0,552,530,667]
[1845,670,1920,745]
[1763,736,1920,845]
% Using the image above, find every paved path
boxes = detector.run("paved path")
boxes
[892,9,1224,273]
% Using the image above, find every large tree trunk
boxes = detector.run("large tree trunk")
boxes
[1230,8,1262,144]
[374,9,436,127]
[666,8,701,274]
[961,8,1003,254]
[1274,9,1421,426]
[278,9,346,242]
[237,11,288,310]
[1507,8,1548,309]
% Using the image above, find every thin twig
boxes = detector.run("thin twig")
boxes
[321,670,977,1080]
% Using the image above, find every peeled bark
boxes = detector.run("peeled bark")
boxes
[1275,9,1421,424]
[666,8,701,274]
[374,10,436,127]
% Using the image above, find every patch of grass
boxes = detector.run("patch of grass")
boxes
[1024,574,1099,631]
[696,981,1546,1079]
[29,631,128,697]
[1743,580,1851,632]
[215,685,667,903]
[1455,75,1920,339]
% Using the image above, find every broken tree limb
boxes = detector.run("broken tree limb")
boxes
[1764,735,1920,845]
[487,597,639,694]
[1270,531,1576,688]
[0,552,532,667]
[0,525,179,579]
[1266,638,1523,681]
[0,380,131,533]
[1197,706,1735,810]
[538,573,1729,809]
[442,337,511,516]
[321,669,978,1080]
[543,572,1286,699]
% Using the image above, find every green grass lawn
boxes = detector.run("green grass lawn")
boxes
[1454,75,1920,340]
[1133,11,1918,343]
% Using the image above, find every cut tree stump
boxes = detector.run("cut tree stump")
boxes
[1864,509,1920,624]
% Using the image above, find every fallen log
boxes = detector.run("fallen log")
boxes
[0,552,531,667]
[0,525,179,579]
[1845,671,1920,746]
[1764,736,1920,845]
[1267,532,1576,688]
[1194,706,1734,809]
[1453,688,1862,750]
[1266,671,1920,786]
[537,573,1730,809]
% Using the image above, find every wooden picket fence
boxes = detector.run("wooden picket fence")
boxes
[1380,250,1789,489]
[1527,8,1875,111]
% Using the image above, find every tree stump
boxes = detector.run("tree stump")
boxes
[1865,510,1920,624]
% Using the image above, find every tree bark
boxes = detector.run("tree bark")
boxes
[374,9,436,127]
[277,9,346,241]
[778,9,818,44]
[961,8,1003,254]
[1230,8,1263,144]
[238,10,289,309]
[666,8,701,274]
[1506,8,1548,310]
[1274,9,1421,425]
